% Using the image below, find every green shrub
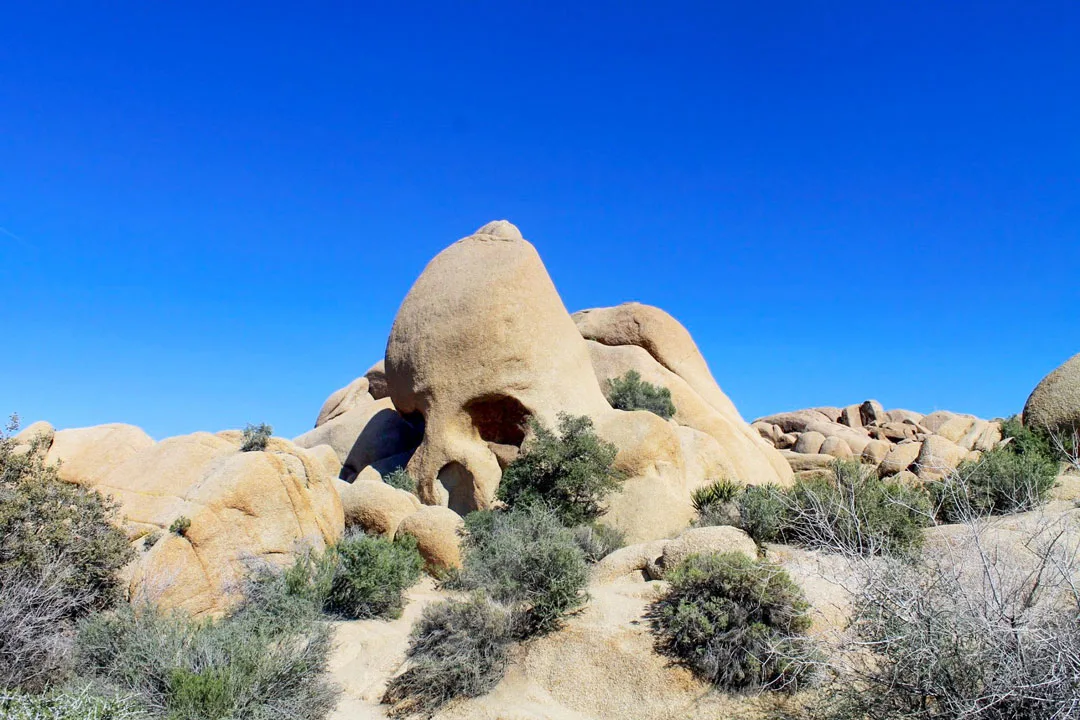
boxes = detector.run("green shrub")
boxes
[738,461,932,557]
[383,595,514,718]
[323,532,424,620]
[649,552,818,691]
[605,370,676,419]
[141,532,161,550]
[692,478,744,527]
[1000,415,1060,464]
[168,516,191,537]
[571,522,626,563]
[383,468,417,493]
[497,414,623,526]
[0,422,133,614]
[75,573,338,720]
[240,423,273,452]
[932,447,1058,523]
[0,687,146,719]
[448,505,588,636]
[275,531,424,620]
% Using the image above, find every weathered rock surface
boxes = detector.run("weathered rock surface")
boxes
[315,376,374,427]
[337,479,421,537]
[100,433,343,615]
[1024,352,1080,432]
[44,423,155,487]
[394,505,464,573]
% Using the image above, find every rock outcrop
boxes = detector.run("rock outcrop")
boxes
[755,402,1004,480]
[1024,352,1080,433]
[372,221,790,543]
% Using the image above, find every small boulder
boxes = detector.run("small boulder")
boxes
[915,435,969,479]
[1023,352,1080,433]
[337,479,421,537]
[887,409,924,424]
[861,439,892,466]
[364,360,390,401]
[649,526,758,579]
[781,450,837,472]
[839,404,863,428]
[819,436,853,459]
[879,441,922,476]
[395,506,464,573]
[859,400,886,426]
[794,431,826,454]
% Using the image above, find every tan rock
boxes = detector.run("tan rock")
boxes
[45,423,155,488]
[337,479,421,537]
[820,436,854,459]
[754,409,832,434]
[294,398,420,483]
[364,359,390,400]
[780,450,837,472]
[861,439,892,466]
[1024,352,1080,432]
[591,540,669,584]
[876,421,920,442]
[794,431,826,454]
[777,432,798,449]
[804,420,872,455]
[12,420,54,455]
[934,414,977,444]
[879,441,922,476]
[315,376,373,427]
[395,506,463,573]
[973,422,1004,452]
[859,399,886,426]
[920,410,959,434]
[892,469,922,486]
[304,443,343,481]
[751,421,780,444]
[650,526,758,579]
[109,433,344,615]
[813,406,843,422]
[887,409,924,424]
[914,435,969,479]
[840,404,863,428]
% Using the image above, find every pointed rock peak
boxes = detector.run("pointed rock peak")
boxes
[473,219,523,241]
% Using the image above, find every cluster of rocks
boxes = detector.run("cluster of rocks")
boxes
[16,220,795,615]
[752,401,1004,482]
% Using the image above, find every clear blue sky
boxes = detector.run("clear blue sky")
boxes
[2,1,1077,440]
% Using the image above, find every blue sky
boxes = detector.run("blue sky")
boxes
[1,1,1077,440]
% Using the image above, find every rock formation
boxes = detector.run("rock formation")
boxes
[1024,352,1080,433]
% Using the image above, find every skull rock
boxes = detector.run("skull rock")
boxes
[385,220,611,513]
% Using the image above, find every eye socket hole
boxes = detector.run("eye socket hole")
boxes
[437,462,477,516]
[464,395,530,447]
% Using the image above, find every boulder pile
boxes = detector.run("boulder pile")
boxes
[752,401,1004,481]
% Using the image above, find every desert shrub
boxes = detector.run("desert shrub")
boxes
[497,413,623,526]
[0,687,146,719]
[74,574,338,720]
[384,467,417,493]
[0,422,133,614]
[448,505,589,636]
[649,552,818,691]
[571,522,626,563]
[141,532,161,550]
[822,522,1080,720]
[0,417,133,692]
[240,423,273,452]
[738,461,932,557]
[323,532,424,620]
[168,516,191,536]
[605,370,676,419]
[273,531,424,620]
[382,594,514,718]
[932,447,1058,523]
[692,478,744,527]
[1000,415,1060,464]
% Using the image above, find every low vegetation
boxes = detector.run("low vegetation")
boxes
[649,552,818,691]
[448,505,589,636]
[168,516,191,537]
[497,413,623,526]
[819,520,1080,720]
[383,467,417,493]
[691,477,743,527]
[571,521,626,563]
[0,687,146,720]
[75,579,338,720]
[240,423,273,452]
[932,446,1058,523]
[382,595,514,718]
[605,370,676,419]
[737,460,932,557]
[280,530,424,620]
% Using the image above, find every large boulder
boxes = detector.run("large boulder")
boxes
[914,435,969,479]
[394,505,463,573]
[1024,353,1080,432]
[44,423,155,487]
[100,433,343,615]
[315,376,373,427]
[295,398,422,482]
